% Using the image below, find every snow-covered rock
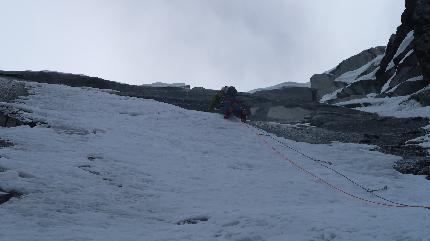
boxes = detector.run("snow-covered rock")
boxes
[314,0,429,109]
[311,46,385,99]
[335,55,384,84]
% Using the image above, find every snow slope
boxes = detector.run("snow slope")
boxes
[1,82,430,241]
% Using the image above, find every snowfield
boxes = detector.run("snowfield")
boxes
[1,82,430,241]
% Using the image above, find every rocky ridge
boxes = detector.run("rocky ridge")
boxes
[305,0,430,176]
[311,0,429,105]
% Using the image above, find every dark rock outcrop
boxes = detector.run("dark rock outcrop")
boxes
[0,139,13,148]
[335,79,386,101]
[375,0,428,94]
[376,28,412,82]
[0,109,38,128]
[0,112,24,127]
[390,78,428,96]
[411,88,430,106]
[0,188,23,205]
[411,0,430,80]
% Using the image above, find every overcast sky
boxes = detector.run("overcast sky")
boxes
[0,0,404,91]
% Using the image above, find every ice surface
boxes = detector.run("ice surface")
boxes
[0,81,430,241]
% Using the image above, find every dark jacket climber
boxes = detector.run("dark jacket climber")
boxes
[209,86,247,122]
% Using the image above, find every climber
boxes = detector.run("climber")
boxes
[209,86,247,122]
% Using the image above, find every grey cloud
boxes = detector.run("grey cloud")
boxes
[0,0,404,91]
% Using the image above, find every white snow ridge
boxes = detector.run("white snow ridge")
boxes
[1,81,430,241]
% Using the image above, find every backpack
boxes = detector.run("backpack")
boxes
[224,86,237,98]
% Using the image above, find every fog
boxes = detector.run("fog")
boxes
[0,0,404,91]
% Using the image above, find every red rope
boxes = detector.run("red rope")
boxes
[245,124,430,209]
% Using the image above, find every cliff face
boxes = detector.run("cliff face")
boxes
[312,0,430,105]
[411,0,430,80]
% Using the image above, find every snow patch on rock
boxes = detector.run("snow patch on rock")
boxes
[386,75,424,93]
[320,88,343,103]
[387,31,414,70]
[335,55,384,83]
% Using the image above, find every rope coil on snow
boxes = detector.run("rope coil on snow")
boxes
[258,130,398,203]
[246,123,430,210]
[257,133,333,165]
